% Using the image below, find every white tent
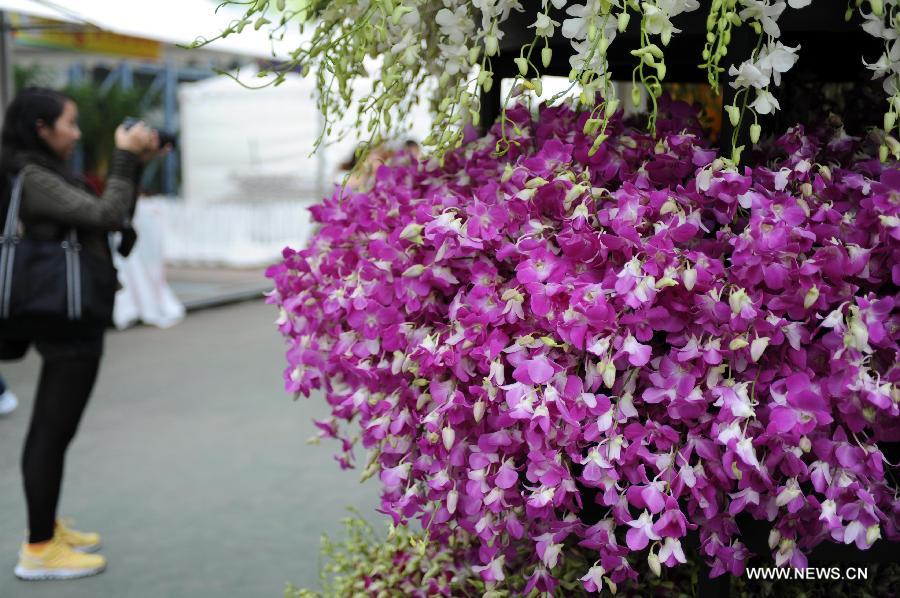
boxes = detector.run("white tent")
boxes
[179,65,435,205]
[170,66,435,265]
[179,67,326,204]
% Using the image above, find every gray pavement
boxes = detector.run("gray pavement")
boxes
[166,266,273,311]
[0,300,381,598]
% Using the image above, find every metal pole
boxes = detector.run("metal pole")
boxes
[316,95,326,198]
[163,60,177,196]
[0,11,14,108]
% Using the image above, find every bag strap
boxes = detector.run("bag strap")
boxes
[2,175,24,240]
[2,173,79,244]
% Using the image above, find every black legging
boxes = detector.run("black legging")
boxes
[22,353,101,543]
[2,332,104,544]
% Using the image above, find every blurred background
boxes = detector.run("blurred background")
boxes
[0,3,393,597]
[0,0,435,321]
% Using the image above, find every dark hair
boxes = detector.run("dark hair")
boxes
[0,86,73,178]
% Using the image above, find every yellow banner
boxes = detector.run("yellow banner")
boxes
[12,15,161,60]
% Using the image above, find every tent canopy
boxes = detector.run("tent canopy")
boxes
[0,0,303,59]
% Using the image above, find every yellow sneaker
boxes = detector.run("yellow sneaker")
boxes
[14,536,106,580]
[56,519,102,553]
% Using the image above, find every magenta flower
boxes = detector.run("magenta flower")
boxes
[626,511,661,550]
[267,99,900,592]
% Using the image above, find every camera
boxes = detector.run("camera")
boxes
[122,117,177,150]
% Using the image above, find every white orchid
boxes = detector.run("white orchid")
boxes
[739,0,787,37]
[642,3,678,39]
[757,41,800,86]
[562,0,604,41]
[435,4,475,45]
[438,42,471,75]
[751,88,781,114]
[570,36,614,72]
[221,0,900,164]
[864,50,900,79]
[729,59,770,89]
[530,12,560,37]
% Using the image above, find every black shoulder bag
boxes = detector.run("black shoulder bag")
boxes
[0,174,116,337]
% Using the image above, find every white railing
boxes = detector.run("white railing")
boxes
[141,197,317,267]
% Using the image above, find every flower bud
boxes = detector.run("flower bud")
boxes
[661,29,672,46]
[588,134,608,157]
[403,264,425,277]
[866,525,881,546]
[605,98,620,117]
[485,35,499,57]
[447,489,458,514]
[656,62,666,80]
[441,427,455,451]
[729,337,749,351]
[648,552,662,577]
[655,276,678,289]
[750,123,761,144]
[542,47,552,68]
[885,111,897,132]
[682,267,697,291]
[399,222,424,241]
[514,57,528,77]
[729,287,749,315]
[871,0,883,17]
[750,336,770,362]
[473,399,486,423]
[631,84,642,107]
[799,436,811,452]
[888,134,900,157]
[468,46,481,65]
[725,105,740,127]
[533,78,543,97]
[600,37,611,55]
[618,11,630,32]
[803,285,819,309]
[768,528,781,550]
[583,118,601,135]
[880,144,889,162]
[776,483,801,507]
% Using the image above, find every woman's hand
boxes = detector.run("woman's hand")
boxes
[138,131,172,163]
[115,122,154,155]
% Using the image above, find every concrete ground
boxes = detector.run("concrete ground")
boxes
[0,300,381,598]
[166,266,273,311]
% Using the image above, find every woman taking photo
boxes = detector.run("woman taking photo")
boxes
[0,87,165,580]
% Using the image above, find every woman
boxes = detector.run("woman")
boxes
[0,87,164,580]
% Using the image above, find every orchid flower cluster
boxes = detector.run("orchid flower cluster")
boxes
[861,0,900,162]
[209,1,898,163]
[266,97,899,593]
[718,1,808,162]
